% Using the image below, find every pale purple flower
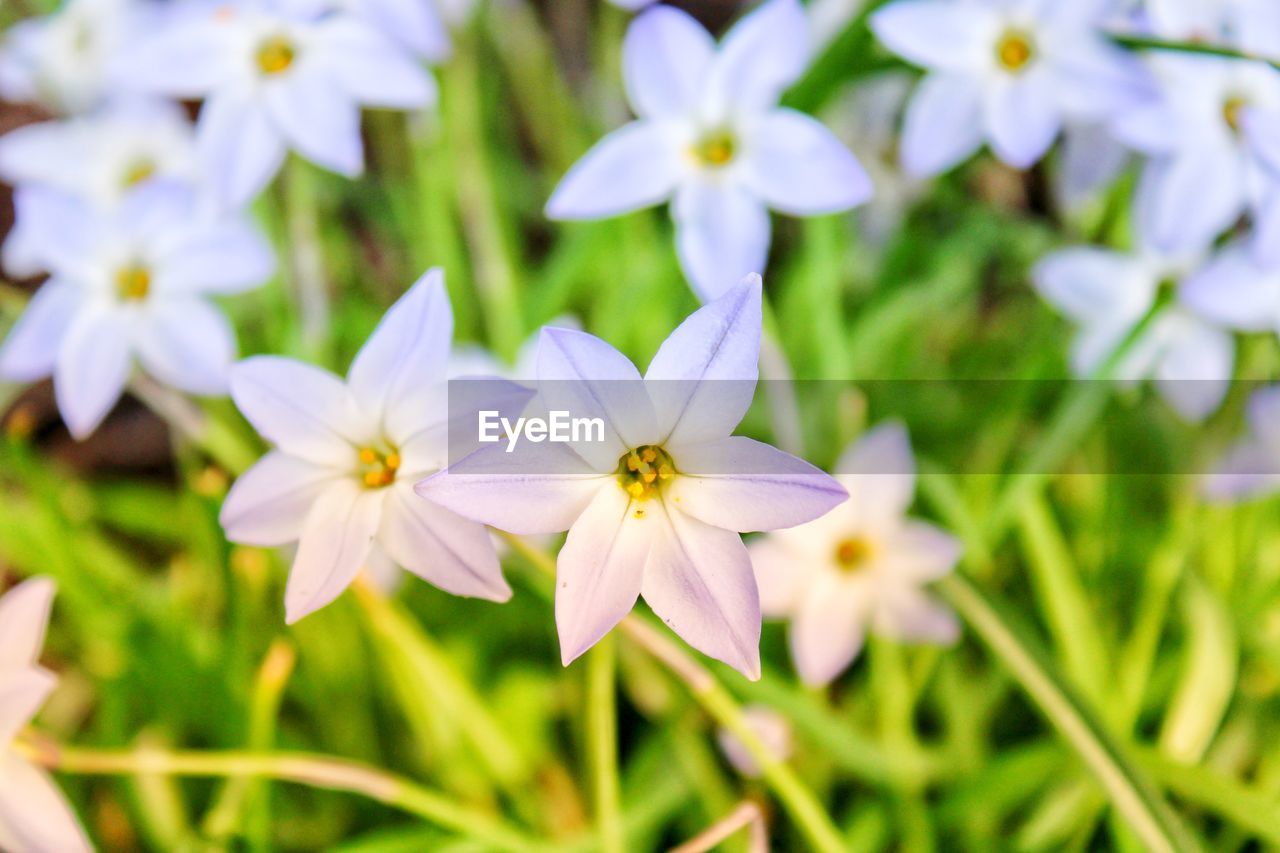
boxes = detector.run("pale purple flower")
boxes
[0,183,274,439]
[546,0,871,300]
[221,270,528,623]
[1203,386,1280,501]
[716,705,793,777]
[870,0,1152,176]
[121,0,435,208]
[0,578,92,853]
[1032,243,1234,421]
[417,276,848,678]
[750,424,960,686]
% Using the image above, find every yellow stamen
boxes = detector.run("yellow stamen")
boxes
[691,129,737,168]
[121,158,156,188]
[618,445,676,502]
[834,536,875,573]
[256,35,296,75]
[115,264,151,301]
[356,445,400,489]
[995,29,1035,73]
[1224,96,1248,133]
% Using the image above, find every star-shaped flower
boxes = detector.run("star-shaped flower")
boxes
[417,276,848,678]
[1032,242,1234,421]
[871,0,1152,176]
[0,182,274,438]
[749,423,960,686]
[0,578,92,853]
[221,269,530,623]
[121,0,435,208]
[545,0,871,300]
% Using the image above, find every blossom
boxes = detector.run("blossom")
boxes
[417,276,847,678]
[870,0,1151,176]
[0,182,273,439]
[749,424,960,685]
[1203,386,1280,501]
[1032,243,1234,421]
[221,269,529,623]
[121,0,435,208]
[0,99,196,277]
[0,578,92,853]
[545,0,871,300]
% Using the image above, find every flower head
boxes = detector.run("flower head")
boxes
[221,269,530,623]
[417,276,848,678]
[750,424,960,685]
[0,578,92,853]
[546,0,871,300]
[0,182,274,438]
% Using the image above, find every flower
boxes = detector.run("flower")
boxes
[220,269,529,624]
[121,0,435,208]
[1203,386,1280,501]
[0,182,274,439]
[417,276,848,678]
[716,705,792,777]
[0,578,92,853]
[331,0,450,59]
[1032,242,1234,421]
[749,423,960,685]
[870,0,1152,176]
[0,99,196,277]
[545,0,871,300]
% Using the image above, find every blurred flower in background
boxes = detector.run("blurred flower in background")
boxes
[717,704,793,777]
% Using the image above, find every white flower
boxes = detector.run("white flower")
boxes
[121,0,435,208]
[870,0,1151,176]
[0,578,92,853]
[750,424,960,686]
[0,99,196,277]
[1203,386,1280,501]
[221,269,528,624]
[0,0,146,114]
[716,705,792,777]
[417,276,848,678]
[0,182,274,438]
[1032,242,1234,421]
[545,0,871,300]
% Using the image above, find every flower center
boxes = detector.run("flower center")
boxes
[617,445,675,501]
[114,263,151,301]
[121,157,156,189]
[834,536,875,573]
[995,28,1035,73]
[357,445,400,489]
[691,129,737,168]
[1223,95,1249,133]
[256,35,296,76]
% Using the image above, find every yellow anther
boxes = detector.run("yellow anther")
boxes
[356,445,400,489]
[115,264,151,301]
[627,482,646,498]
[617,445,675,501]
[358,448,377,464]
[995,29,1035,72]
[1224,96,1248,133]
[385,453,401,470]
[658,464,674,480]
[641,448,657,463]
[691,129,737,168]
[121,158,156,188]
[834,537,875,573]
[643,470,657,484]
[256,35,296,75]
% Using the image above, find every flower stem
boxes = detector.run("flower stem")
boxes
[283,156,331,362]
[127,375,257,475]
[15,733,544,853]
[1109,32,1280,69]
[587,635,625,853]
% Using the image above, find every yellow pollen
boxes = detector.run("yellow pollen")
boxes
[121,158,156,188]
[618,445,675,502]
[834,537,875,573]
[256,35,296,75]
[691,129,737,168]
[1224,96,1248,133]
[356,445,400,489]
[114,264,151,301]
[995,29,1035,72]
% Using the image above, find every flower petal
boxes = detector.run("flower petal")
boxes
[8,187,101,277]
[834,421,916,528]
[1032,247,1150,323]
[265,72,364,177]
[379,482,512,601]
[869,0,994,71]
[229,357,367,465]
[135,298,236,396]
[155,220,276,296]
[0,753,92,853]
[360,0,451,60]
[1180,246,1280,332]
[708,0,810,114]
[984,73,1061,170]
[673,181,771,301]
[118,20,234,98]
[1154,316,1233,421]
[555,485,650,665]
[622,5,714,118]
[748,535,812,617]
[0,667,56,747]
[790,572,866,685]
[883,520,961,582]
[313,17,436,108]
[54,306,133,440]
[545,121,684,220]
[0,578,55,673]
[872,588,959,644]
[0,280,79,383]
[1136,151,1245,254]
[220,451,342,547]
[197,92,288,209]
[740,108,872,215]
[899,73,985,178]
[667,437,847,532]
[641,503,761,679]
[285,479,383,623]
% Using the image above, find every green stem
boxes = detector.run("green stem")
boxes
[1109,33,1280,70]
[127,376,258,475]
[587,636,625,853]
[283,157,330,362]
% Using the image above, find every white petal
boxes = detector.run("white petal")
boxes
[1136,152,1245,254]
[379,483,512,601]
[673,182,771,302]
[1154,317,1233,421]
[1249,187,1280,270]
[135,298,235,396]
[872,588,959,644]
[1056,122,1130,207]
[740,109,872,215]
[0,578,55,673]
[0,280,79,383]
[8,188,101,277]
[622,6,714,118]
[1244,108,1280,177]
[1032,247,1149,323]
[641,504,761,679]
[119,20,233,98]
[313,17,436,108]
[748,535,812,617]
[348,268,452,427]
[197,92,288,209]
[229,357,366,466]
[285,479,383,623]
[899,73,985,177]
[882,520,961,582]
[0,668,55,747]
[0,121,81,187]
[790,573,867,685]
[834,421,916,526]
[1202,438,1280,502]
[666,436,847,532]
[155,220,276,296]
[1180,246,1280,332]
[545,121,683,220]
[54,306,133,440]
[645,276,760,445]
[362,0,451,60]
[869,0,993,71]
[984,73,1061,170]
[708,0,810,114]
[265,72,364,177]
[416,444,606,535]
[219,451,341,546]
[555,485,650,665]
[0,753,91,853]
